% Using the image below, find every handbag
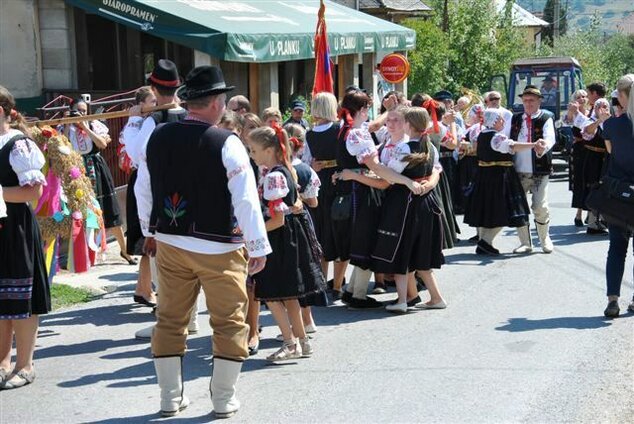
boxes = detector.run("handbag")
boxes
[331,194,352,221]
[586,176,634,231]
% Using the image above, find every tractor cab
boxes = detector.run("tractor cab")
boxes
[490,56,584,122]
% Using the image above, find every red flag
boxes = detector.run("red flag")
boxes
[312,0,334,96]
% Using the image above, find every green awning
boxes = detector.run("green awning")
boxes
[65,0,416,63]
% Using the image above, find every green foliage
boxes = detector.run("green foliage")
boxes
[403,0,530,96]
[535,16,634,89]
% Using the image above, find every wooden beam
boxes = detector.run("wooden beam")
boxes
[249,63,259,115]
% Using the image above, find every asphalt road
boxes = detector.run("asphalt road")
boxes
[1,178,632,423]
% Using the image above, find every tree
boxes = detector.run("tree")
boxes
[404,0,530,95]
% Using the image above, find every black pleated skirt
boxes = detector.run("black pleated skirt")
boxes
[372,188,445,274]
[254,213,326,302]
[0,203,51,319]
[464,166,530,228]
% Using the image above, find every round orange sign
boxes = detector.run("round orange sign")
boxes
[379,54,410,84]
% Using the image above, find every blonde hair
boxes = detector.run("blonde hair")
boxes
[403,107,431,167]
[261,107,282,123]
[311,92,338,122]
[248,125,298,184]
[135,86,154,104]
[616,74,634,125]
[572,89,587,102]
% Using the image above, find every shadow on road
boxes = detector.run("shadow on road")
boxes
[495,316,613,332]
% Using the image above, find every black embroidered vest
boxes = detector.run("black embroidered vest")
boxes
[510,110,554,175]
[147,121,242,243]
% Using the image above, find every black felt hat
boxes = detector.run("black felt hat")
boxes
[147,59,181,89]
[176,66,235,101]
[433,90,453,101]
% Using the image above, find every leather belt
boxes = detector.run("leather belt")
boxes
[439,151,454,158]
[584,145,606,153]
[478,160,513,167]
[314,159,338,169]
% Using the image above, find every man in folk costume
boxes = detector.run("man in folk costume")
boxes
[138,66,270,417]
[121,60,199,340]
[510,85,556,254]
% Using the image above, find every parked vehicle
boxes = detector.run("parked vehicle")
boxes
[490,56,585,154]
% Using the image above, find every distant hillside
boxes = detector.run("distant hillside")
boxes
[516,0,634,33]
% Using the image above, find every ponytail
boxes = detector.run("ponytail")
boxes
[338,107,353,142]
[9,110,32,138]
[271,121,298,184]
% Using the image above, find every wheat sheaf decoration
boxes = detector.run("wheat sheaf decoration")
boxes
[164,192,187,227]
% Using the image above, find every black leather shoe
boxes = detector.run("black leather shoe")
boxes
[604,300,620,318]
[574,218,584,227]
[476,240,500,255]
[389,295,421,307]
[348,296,383,310]
[133,295,157,308]
[587,227,608,235]
[341,290,353,305]
[468,234,480,243]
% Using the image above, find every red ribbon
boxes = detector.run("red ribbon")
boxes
[289,136,302,150]
[271,122,287,162]
[149,74,180,87]
[268,198,284,217]
[422,99,440,133]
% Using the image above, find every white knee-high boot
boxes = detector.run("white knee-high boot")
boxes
[154,356,190,417]
[535,220,554,253]
[210,358,242,418]
[513,225,533,254]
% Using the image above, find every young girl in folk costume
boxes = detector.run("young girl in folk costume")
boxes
[304,93,347,295]
[463,108,532,255]
[372,107,446,313]
[248,125,325,362]
[420,95,460,249]
[120,86,157,308]
[285,123,327,334]
[0,86,50,390]
[578,98,611,234]
[60,99,134,265]
[333,93,423,310]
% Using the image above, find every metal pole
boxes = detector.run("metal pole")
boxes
[553,0,560,39]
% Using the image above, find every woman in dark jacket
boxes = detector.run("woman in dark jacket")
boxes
[599,74,634,318]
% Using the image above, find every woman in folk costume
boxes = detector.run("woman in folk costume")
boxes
[419,95,460,248]
[371,107,447,313]
[119,87,157,308]
[248,124,325,362]
[333,93,425,309]
[60,99,134,265]
[0,86,50,390]
[564,89,590,227]
[577,99,611,235]
[286,123,327,335]
[303,93,348,294]
[463,108,532,255]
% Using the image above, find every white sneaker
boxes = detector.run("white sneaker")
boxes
[385,302,407,314]
[513,244,533,254]
[304,323,317,334]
